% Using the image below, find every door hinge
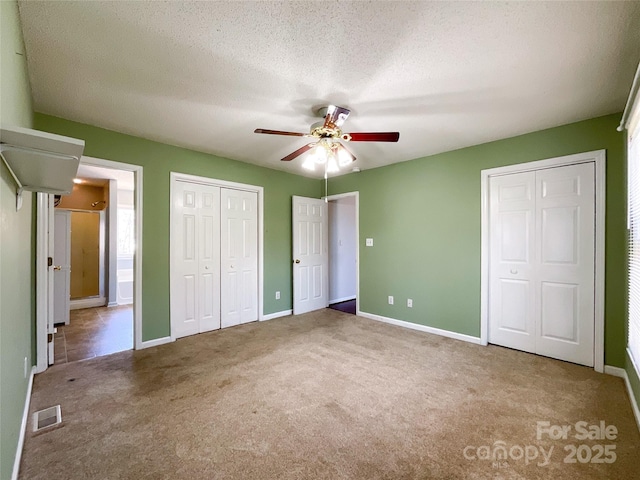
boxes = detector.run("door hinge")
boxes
[47,333,53,343]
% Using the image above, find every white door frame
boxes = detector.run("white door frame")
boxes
[324,191,360,314]
[169,171,264,340]
[36,156,143,373]
[480,150,606,373]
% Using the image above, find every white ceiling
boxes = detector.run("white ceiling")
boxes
[18,1,640,178]
[76,163,135,191]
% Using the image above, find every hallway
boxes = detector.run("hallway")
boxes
[53,305,133,364]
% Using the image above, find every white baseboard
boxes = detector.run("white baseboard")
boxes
[12,366,36,480]
[138,336,173,349]
[358,311,483,345]
[604,364,640,433]
[261,310,292,321]
[329,296,356,305]
[107,301,118,307]
[70,297,106,310]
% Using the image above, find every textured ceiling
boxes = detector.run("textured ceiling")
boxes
[17,1,640,178]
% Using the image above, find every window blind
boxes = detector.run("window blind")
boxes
[628,110,640,372]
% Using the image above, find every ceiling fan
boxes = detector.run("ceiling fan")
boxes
[254,105,399,173]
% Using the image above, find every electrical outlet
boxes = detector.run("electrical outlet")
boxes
[24,357,28,378]
[407,299,413,308]
[366,238,374,247]
[275,291,281,300]
[388,295,394,305]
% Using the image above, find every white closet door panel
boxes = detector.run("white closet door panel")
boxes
[535,163,594,366]
[198,186,220,333]
[171,182,221,338]
[488,172,537,353]
[221,188,258,328]
[172,182,200,338]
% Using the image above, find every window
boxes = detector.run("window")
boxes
[117,206,135,256]
[628,95,640,374]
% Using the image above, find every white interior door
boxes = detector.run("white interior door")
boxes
[488,163,595,366]
[221,188,258,328]
[488,171,536,353]
[47,196,55,365]
[171,181,221,338]
[535,163,594,366]
[292,196,328,314]
[53,210,71,326]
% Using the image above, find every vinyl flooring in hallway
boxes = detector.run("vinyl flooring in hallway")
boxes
[53,305,133,364]
[328,299,356,315]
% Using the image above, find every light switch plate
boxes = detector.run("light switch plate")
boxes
[366,238,374,247]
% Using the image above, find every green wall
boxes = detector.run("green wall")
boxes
[329,113,627,368]
[0,1,35,478]
[34,114,320,341]
[32,112,638,408]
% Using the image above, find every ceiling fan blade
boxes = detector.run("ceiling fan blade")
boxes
[337,143,356,163]
[346,132,400,142]
[254,129,309,137]
[281,143,316,162]
[323,105,351,130]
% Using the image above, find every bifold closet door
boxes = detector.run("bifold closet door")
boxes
[488,163,595,366]
[535,163,594,366]
[172,181,221,338]
[220,188,258,328]
[488,171,537,353]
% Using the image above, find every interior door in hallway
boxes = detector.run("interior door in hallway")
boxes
[220,188,258,328]
[53,209,71,326]
[171,181,221,338]
[292,196,328,315]
[488,163,595,366]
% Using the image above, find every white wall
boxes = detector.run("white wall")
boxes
[116,187,135,305]
[329,196,356,303]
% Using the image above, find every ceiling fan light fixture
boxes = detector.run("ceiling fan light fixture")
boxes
[254,104,398,170]
[313,144,329,164]
[326,155,339,174]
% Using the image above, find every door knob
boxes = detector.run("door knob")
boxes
[295,259,300,264]
[510,269,518,274]
[53,266,62,271]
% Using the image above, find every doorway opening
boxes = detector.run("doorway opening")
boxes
[52,164,135,363]
[326,192,359,315]
[36,156,143,372]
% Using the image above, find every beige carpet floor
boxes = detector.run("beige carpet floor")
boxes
[19,309,640,479]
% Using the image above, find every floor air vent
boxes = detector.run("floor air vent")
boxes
[33,405,62,432]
